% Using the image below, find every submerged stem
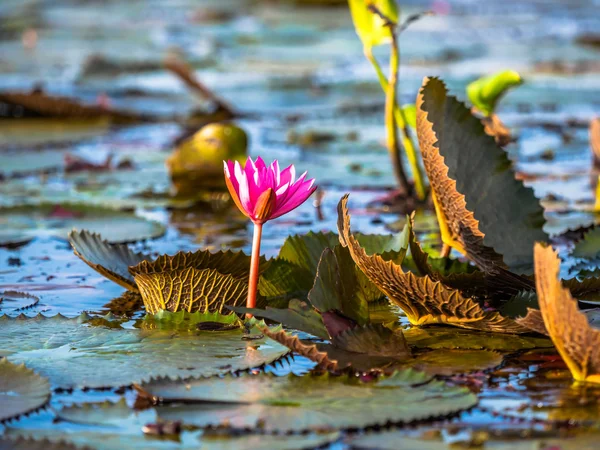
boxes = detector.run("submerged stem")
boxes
[247,222,263,317]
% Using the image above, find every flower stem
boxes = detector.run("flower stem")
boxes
[247,222,263,316]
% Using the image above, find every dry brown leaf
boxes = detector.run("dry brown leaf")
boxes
[337,195,527,333]
[130,251,251,314]
[534,243,600,383]
[481,112,512,147]
[516,308,548,335]
[261,327,339,372]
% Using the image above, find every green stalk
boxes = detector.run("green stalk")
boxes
[384,42,411,195]
[364,47,427,201]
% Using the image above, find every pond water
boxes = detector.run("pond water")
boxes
[1,0,600,448]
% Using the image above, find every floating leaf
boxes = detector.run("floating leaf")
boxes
[0,360,50,423]
[0,118,111,149]
[0,90,145,123]
[142,310,241,331]
[0,203,165,244]
[5,400,341,450]
[69,230,151,291]
[235,298,328,339]
[416,77,547,274]
[0,438,82,450]
[129,249,264,314]
[533,243,600,383]
[137,370,477,432]
[338,195,527,333]
[572,226,600,260]
[0,314,287,389]
[0,291,39,313]
[407,349,503,376]
[466,70,523,116]
[403,326,551,351]
[331,323,410,358]
[348,0,398,50]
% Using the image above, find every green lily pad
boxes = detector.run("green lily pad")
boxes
[142,310,242,331]
[4,399,341,450]
[235,298,329,339]
[138,370,477,432]
[0,314,288,389]
[0,291,40,314]
[572,227,600,261]
[0,203,165,244]
[403,326,552,351]
[408,349,504,376]
[0,359,51,423]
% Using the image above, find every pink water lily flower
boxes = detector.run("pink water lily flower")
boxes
[224,157,317,225]
[224,157,317,312]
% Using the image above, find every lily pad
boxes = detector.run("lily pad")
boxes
[572,226,600,261]
[0,314,288,389]
[137,370,477,432]
[0,360,51,423]
[236,298,329,339]
[407,349,504,376]
[0,291,40,313]
[142,310,242,331]
[0,203,165,244]
[403,326,552,351]
[4,400,341,450]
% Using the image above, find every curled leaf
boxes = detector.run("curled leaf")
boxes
[0,291,39,313]
[416,77,546,274]
[466,70,523,116]
[0,360,50,423]
[338,195,527,333]
[349,0,398,50]
[261,327,339,372]
[69,230,151,291]
[534,243,600,383]
[129,249,267,314]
